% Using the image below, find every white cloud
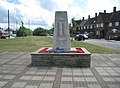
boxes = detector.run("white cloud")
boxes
[0,0,120,30]
[84,0,120,18]
[16,0,56,29]
[52,0,74,10]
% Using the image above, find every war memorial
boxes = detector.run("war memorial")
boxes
[31,11,91,67]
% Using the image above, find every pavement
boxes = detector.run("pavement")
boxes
[0,52,120,88]
[83,39,120,51]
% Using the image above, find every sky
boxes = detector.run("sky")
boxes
[0,0,120,30]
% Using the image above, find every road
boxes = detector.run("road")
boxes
[83,39,120,51]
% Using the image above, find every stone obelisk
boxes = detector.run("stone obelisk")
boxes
[53,11,71,50]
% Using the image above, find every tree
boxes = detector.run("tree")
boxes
[33,27,47,36]
[46,28,54,35]
[16,26,32,37]
[71,18,77,41]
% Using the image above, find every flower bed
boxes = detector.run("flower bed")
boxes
[38,48,85,54]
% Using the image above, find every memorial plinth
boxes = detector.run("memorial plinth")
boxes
[31,47,91,67]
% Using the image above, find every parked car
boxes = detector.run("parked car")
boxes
[83,34,89,39]
[6,34,16,37]
[74,34,88,41]
[114,36,120,41]
[110,36,120,41]
[109,36,116,40]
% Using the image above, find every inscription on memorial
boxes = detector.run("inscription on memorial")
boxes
[53,11,71,50]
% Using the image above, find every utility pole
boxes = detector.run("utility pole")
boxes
[16,20,18,30]
[8,9,10,39]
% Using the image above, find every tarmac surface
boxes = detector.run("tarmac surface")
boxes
[84,39,120,51]
[0,52,120,88]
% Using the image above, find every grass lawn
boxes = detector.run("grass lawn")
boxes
[71,41,120,54]
[0,36,120,54]
[0,36,52,53]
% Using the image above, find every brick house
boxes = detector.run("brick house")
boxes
[84,15,97,38]
[75,7,120,39]
[75,17,87,34]
[105,7,120,39]
[5,28,13,34]
[95,10,111,39]
[95,7,120,39]
[75,14,97,38]
[0,29,7,39]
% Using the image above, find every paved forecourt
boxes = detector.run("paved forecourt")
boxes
[0,52,120,88]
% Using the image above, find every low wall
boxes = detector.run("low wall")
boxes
[31,48,91,67]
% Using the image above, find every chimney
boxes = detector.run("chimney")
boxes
[104,10,106,13]
[88,15,90,19]
[95,13,97,18]
[82,17,84,20]
[113,7,116,13]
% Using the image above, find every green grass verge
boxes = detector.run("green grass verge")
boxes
[72,41,120,54]
[0,36,52,53]
[0,36,120,54]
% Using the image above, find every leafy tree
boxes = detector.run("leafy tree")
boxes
[46,28,54,35]
[71,18,77,41]
[33,27,47,36]
[16,26,32,37]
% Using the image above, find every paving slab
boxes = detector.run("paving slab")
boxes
[0,52,120,88]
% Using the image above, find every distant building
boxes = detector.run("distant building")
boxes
[75,7,120,39]
[5,28,13,34]
[0,29,7,39]
[75,13,97,38]
[95,7,120,39]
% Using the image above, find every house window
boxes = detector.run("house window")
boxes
[84,26,86,29]
[90,25,94,28]
[87,26,89,29]
[80,27,81,30]
[96,24,99,28]
[96,24,100,28]
[82,26,84,29]
[96,31,100,35]
[96,23,104,28]
[81,26,83,29]
[101,23,103,27]
[115,22,119,26]
[109,23,112,27]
